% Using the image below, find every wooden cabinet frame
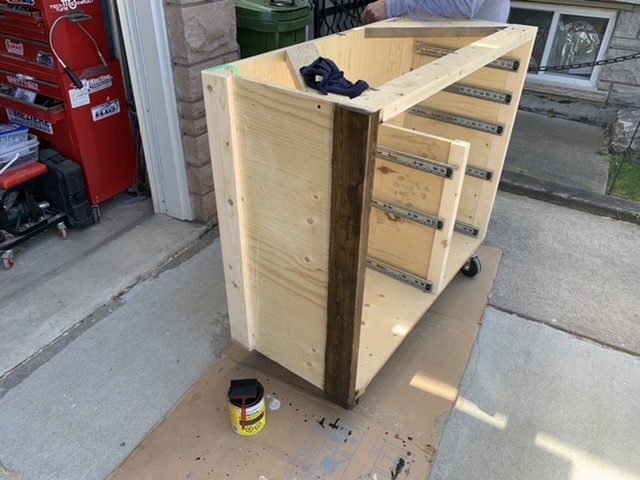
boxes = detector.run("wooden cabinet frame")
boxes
[203,20,536,408]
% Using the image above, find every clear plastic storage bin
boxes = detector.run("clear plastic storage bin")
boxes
[0,123,29,149]
[0,134,39,175]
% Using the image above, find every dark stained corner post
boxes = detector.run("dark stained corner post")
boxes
[324,106,380,408]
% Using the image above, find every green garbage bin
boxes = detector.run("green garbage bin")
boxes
[235,0,311,58]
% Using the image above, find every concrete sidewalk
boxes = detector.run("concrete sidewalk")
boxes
[502,111,640,224]
[0,231,229,480]
[430,307,640,480]
[505,111,610,193]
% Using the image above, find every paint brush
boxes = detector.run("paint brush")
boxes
[229,379,258,430]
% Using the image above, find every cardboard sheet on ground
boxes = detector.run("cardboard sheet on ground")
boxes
[110,246,501,480]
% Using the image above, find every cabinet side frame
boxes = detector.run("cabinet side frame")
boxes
[324,106,380,408]
[202,69,255,349]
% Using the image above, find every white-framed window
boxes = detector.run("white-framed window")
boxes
[509,2,617,88]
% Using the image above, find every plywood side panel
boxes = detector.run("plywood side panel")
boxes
[403,116,493,169]
[202,70,254,349]
[464,42,534,238]
[315,29,414,88]
[406,40,535,237]
[424,91,509,123]
[233,77,335,388]
[457,176,484,225]
[401,115,498,233]
[235,50,298,89]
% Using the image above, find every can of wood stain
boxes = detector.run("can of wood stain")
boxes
[228,379,266,436]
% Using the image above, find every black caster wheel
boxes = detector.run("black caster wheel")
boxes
[92,206,101,224]
[2,249,14,270]
[56,222,68,240]
[461,254,481,278]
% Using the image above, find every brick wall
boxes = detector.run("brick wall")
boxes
[598,5,640,107]
[164,0,239,222]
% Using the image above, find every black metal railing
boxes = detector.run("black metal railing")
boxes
[313,0,370,37]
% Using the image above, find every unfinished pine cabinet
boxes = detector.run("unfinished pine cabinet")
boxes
[202,19,536,408]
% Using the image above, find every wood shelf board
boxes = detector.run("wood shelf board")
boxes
[364,20,506,39]
[356,233,482,393]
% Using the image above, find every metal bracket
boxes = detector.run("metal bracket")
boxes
[410,106,505,136]
[375,146,453,179]
[444,82,513,105]
[454,221,480,238]
[371,199,444,231]
[465,165,493,181]
[415,42,520,72]
[366,257,433,292]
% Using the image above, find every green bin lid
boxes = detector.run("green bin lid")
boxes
[235,0,311,32]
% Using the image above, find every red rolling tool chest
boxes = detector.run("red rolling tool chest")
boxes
[0,0,137,206]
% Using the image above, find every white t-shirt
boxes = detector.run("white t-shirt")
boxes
[386,0,511,22]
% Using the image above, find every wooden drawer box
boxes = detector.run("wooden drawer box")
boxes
[202,19,536,407]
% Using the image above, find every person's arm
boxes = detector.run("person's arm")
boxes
[362,0,389,24]
[362,0,506,24]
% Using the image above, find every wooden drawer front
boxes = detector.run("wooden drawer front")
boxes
[368,124,469,293]
[368,206,436,279]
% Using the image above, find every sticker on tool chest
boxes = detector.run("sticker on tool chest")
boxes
[83,74,112,94]
[91,99,120,121]
[36,52,55,67]
[69,87,90,108]
[7,0,35,5]
[49,0,95,13]
[4,39,24,56]
[7,75,38,92]
[69,75,114,109]
[6,109,54,135]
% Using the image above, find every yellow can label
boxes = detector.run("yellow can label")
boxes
[229,398,266,436]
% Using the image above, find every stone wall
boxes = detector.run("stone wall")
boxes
[164,0,239,222]
[599,5,640,108]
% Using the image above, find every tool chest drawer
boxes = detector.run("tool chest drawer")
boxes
[202,19,536,407]
[0,34,58,73]
[0,3,44,30]
[0,66,64,100]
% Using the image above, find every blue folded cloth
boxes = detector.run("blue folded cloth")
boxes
[300,57,369,99]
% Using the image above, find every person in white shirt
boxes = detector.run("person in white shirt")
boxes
[362,0,510,24]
